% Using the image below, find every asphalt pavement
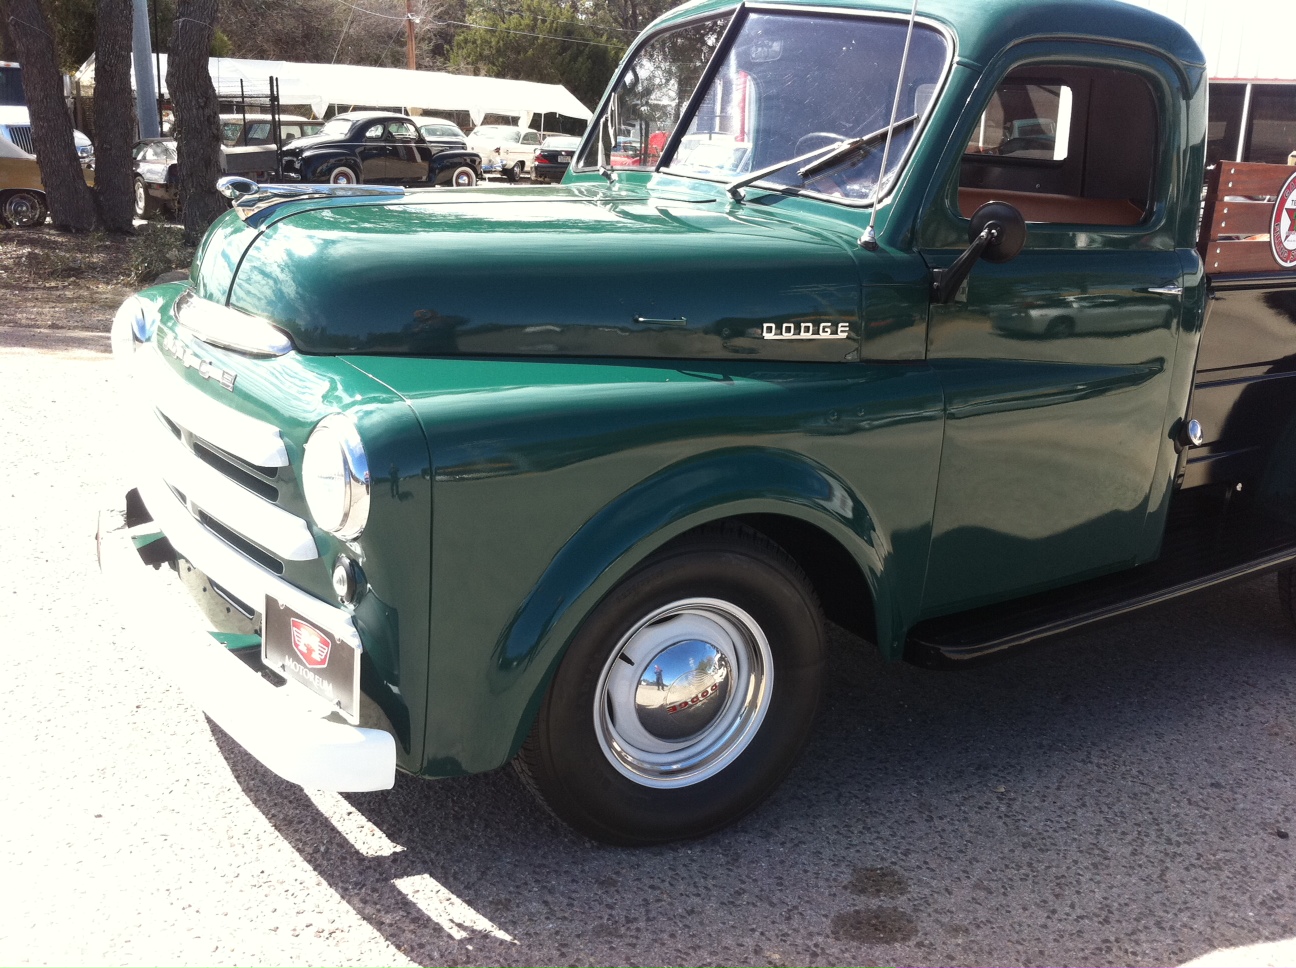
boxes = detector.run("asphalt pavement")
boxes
[2,330,1295,967]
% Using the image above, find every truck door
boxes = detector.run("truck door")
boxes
[916,49,1190,615]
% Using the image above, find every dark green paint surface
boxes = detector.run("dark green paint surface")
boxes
[141,0,1221,776]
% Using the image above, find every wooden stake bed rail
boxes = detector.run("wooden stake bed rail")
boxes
[1199,161,1296,277]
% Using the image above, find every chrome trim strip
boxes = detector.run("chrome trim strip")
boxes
[144,413,318,562]
[139,348,289,468]
[134,469,355,648]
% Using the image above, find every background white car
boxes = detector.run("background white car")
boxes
[467,124,542,181]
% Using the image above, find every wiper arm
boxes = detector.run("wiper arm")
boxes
[797,113,918,180]
[724,140,848,201]
[724,115,919,202]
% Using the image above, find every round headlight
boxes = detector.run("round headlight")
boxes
[302,414,370,540]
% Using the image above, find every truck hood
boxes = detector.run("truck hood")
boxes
[218,183,865,363]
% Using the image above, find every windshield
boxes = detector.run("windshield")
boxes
[583,10,949,203]
[320,118,352,137]
[579,15,727,171]
[473,126,520,142]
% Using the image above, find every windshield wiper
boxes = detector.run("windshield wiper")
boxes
[798,113,918,179]
[724,114,919,202]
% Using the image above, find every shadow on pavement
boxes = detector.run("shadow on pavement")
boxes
[210,573,1296,967]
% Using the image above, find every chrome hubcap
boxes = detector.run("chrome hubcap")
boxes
[595,598,773,788]
[5,194,39,226]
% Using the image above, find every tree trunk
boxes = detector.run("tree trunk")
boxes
[0,0,16,61]
[93,0,136,232]
[166,0,225,245]
[6,0,99,231]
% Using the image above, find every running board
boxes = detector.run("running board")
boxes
[905,504,1296,667]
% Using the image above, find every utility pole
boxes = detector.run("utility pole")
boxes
[131,0,160,137]
[405,0,417,70]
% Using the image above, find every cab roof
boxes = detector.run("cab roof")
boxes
[651,0,1204,72]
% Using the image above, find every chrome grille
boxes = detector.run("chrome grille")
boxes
[5,124,33,155]
[134,349,318,572]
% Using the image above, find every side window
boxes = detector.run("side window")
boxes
[387,121,417,140]
[522,131,540,146]
[958,64,1158,227]
[966,83,1071,161]
[246,122,271,145]
[363,124,384,141]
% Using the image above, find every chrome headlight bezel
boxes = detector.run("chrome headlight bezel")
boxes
[174,289,293,358]
[302,414,370,541]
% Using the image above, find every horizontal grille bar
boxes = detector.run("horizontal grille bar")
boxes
[146,411,317,562]
[139,349,288,468]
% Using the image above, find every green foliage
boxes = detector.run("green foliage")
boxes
[451,0,627,111]
[211,29,232,57]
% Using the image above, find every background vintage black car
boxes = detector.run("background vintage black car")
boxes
[280,111,482,187]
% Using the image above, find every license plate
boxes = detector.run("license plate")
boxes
[262,597,360,722]
[558,153,572,162]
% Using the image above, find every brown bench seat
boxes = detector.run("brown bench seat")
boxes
[959,187,1144,226]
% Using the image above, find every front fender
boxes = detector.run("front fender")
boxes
[427,448,901,777]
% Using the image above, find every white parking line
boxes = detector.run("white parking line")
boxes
[392,874,517,943]
[303,788,405,858]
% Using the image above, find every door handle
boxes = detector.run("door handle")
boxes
[1144,284,1183,296]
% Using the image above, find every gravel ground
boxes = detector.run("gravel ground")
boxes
[2,320,1296,967]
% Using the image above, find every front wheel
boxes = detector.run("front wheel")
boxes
[515,523,824,844]
[0,189,47,228]
[133,177,159,218]
[504,160,524,182]
[449,165,477,187]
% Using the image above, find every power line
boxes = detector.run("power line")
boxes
[434,18,626,47]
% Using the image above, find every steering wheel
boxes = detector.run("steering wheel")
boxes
[794,131,849,155]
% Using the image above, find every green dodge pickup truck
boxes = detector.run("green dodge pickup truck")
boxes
[105,0,1296,844]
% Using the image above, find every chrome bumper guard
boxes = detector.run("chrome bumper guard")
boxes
[97,498,396,793]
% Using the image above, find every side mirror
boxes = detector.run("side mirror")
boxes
[933,200,1026,303]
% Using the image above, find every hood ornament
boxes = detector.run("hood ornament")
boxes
[215,176,405,223]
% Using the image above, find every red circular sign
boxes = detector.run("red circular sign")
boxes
[1273,172,1296,268]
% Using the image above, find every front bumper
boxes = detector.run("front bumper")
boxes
[98,499,397,791]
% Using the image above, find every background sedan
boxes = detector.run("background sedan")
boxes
[280,111,482,187]
[130,137,177,218]
[532,135,580,184]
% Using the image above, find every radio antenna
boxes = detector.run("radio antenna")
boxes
[860,0,919,251]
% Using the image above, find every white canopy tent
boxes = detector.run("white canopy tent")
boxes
[74,54,592,129]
